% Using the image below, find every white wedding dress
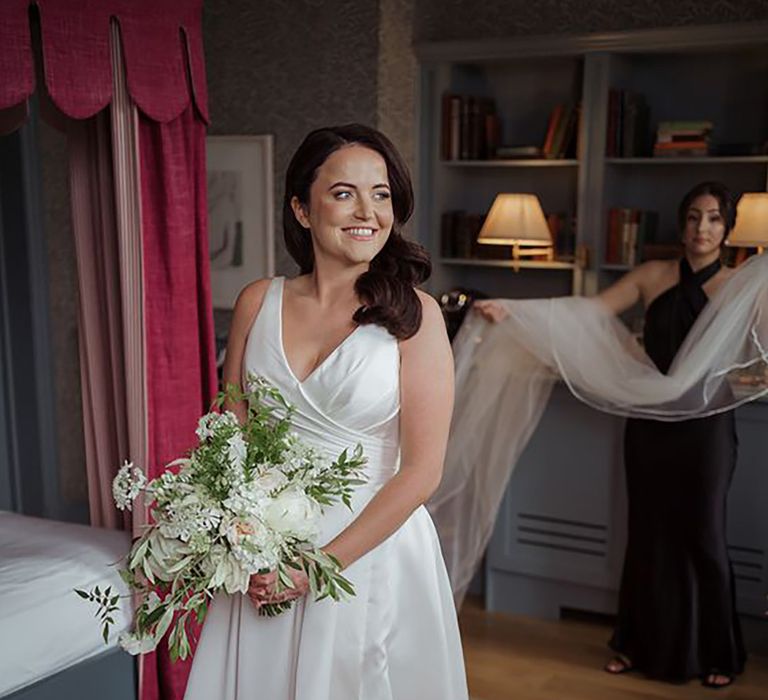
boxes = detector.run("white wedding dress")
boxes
[184,277,468,700]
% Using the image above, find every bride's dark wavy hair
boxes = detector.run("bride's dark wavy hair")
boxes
[283,124,431,340]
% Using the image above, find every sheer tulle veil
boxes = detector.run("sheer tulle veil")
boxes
[428,253,768,603]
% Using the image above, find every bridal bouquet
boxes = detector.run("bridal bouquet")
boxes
[76,375,366,661]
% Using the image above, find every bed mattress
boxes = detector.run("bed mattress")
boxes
[0,511,133,697]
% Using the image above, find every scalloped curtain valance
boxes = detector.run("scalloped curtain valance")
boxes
[0,0,208,124]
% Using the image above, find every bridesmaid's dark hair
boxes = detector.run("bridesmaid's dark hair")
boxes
[677,181,738,238]
[283,124,431,340]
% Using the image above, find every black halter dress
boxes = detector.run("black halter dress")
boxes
[609,258,746,681]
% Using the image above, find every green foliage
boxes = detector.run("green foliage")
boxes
[78,374,368,661]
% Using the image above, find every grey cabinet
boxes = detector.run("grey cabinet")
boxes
[486,385,768,620]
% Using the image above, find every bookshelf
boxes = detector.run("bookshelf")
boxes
[415,23,768,621]
[415,22,768,304]
[443,159,579,168]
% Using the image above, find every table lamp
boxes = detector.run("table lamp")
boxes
[476,193,554,264]
[726,192,768,254]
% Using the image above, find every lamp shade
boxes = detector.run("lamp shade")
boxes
[726,193,768,247]
[477,193,552,246]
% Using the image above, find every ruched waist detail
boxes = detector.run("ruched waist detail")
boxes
[290,411,400,488]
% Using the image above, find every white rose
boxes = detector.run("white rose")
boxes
[144,530,193,582]
[208,548,250,594]
[254,470,287,493]
[119,631,157,655]
[222,516,262,548]
[263,489,320,540]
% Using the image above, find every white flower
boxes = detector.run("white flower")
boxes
[222,516,262,548]
[226,433,247,470]
[112,461,147,511]
[195,413,217,441]
[119,631,157,655]
[195,410,239,442]
[143,530,194,582]
[207,545,250,594]
[263,488,320,540]
[254,469,287,493]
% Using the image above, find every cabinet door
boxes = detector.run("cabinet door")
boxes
[487,385,627,610]
[729,403,768,617]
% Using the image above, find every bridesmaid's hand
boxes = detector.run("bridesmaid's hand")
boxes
[247,569,310,609]
[473,300,509,323]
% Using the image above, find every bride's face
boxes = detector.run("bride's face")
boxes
[682,193,726,257]
[291,144,394,268]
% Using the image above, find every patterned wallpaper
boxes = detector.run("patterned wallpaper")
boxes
[203,0,380,276]
[378,0,417,173]
[413,0,768,41]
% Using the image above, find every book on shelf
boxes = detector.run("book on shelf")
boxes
[546,212,577,258]
[605,208,659,266]
[542,103,580,159]
[441,93,500,161]
[653,120,712,157]
[606,89,650,157]
[494,145,543,159]
[440,210,486,258]
[641,243,681,261]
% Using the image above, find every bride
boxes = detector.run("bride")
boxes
[184,124,468,700]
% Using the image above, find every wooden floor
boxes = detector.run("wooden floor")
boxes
[459,598,768,700]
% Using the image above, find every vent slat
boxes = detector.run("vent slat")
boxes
[518,512,607,531]
[732,560,763,571]
[517,538,605,557]
[518,525,607,545]
[728,544,764,556]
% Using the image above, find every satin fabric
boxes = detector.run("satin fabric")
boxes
[184,277,468,700]
[610,258,746,680]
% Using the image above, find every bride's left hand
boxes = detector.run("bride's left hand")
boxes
[247,569,310,608]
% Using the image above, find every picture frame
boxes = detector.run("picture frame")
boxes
[206,135,275,308]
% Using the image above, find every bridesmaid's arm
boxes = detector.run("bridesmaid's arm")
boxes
[221,279,270,423]
[475,261,670,323]
[596,260,671,315]
[322,291,454,570]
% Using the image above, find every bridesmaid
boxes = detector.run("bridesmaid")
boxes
[475,181,746,688]
[597,181,744,688]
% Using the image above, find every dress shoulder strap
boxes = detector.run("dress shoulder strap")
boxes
[247,276,284,350]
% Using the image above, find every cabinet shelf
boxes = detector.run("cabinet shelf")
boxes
[605,156,768,166]
[443,159,579,168]
[440,257,576,270]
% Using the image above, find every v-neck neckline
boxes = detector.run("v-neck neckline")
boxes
[277,277,361,386]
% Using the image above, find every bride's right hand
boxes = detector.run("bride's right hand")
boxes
[473,300,509,323]
[247,571,275,609]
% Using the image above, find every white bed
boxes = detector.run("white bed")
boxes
[0,511,134,698]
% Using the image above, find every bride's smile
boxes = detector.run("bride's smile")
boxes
[290,143,394,269]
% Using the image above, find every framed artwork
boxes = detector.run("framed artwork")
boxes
[206,135,275,308]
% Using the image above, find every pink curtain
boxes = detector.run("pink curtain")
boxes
[68,111,131,529]
[66,22,147,532]
[1,3,216,697]
[137,102,218,700]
